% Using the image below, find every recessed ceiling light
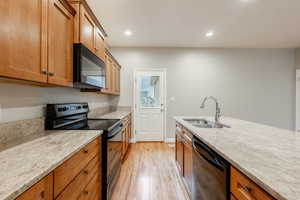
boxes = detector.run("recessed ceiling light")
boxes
[206,31,214,37]
[124,30,132,36]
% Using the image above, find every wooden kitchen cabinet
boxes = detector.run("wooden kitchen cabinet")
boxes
[182,131,193,196]
[101,50,121,95]
[15,137,102,200]
[175,123,193,198]
[54,138,100,197]
[94,28,106,61]
[80,5,95,51]
[231,167,275,200]
[16,173,53,200]
[48,0,74,87]
[0,0,75,87]
[175,127,184,176]
[122,114,132,161]
[68,0,107,61]
[0,0,48,83]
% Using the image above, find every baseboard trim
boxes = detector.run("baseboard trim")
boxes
[129,138,136,143]
[164,138,175,143]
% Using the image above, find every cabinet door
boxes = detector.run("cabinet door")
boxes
[48,0,74,87]
[175,131,184,175]
[122,128,126,159]
[80,5,95,52]
[115,66,120,94]
[111,63,116,93]
[183,136,193,196]
[16,173,53,200]
[0,0,48,83]
[102,55,113,93]
[94,28,105,61]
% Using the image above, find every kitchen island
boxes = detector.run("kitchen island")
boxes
[174,116,300,200]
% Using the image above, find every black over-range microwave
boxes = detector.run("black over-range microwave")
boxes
[73,43,106,89]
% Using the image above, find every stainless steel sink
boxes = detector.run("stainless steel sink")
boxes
[183,118,230,128]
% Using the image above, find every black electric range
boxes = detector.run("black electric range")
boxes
[45,103,123,200]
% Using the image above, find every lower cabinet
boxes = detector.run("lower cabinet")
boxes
[175,127,184,175]
[16,173,53,200]
[175,123,193,198]
[16,137,102,200]
[182,133,193,195]
[122,114,132,161]
[231,167,275,200]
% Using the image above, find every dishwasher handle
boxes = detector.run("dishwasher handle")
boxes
[193,139,227,171]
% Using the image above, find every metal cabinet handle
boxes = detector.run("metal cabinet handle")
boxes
[83,170,89,175]
[48,72,54,76]
[83,149,89,153]
[84,190,89,195]
[41,69,47,75]
[40,191,45,198]
[245,186,253,193]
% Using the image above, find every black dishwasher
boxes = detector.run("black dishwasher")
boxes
[192,136,230,200]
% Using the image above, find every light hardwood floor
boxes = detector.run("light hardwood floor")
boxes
[111,142,190,200]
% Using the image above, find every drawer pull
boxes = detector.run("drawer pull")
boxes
[245,186,253,193]
[83,170,89,175]
[40,191,45,198]
[84,190,89,195]
[83,149,89,153]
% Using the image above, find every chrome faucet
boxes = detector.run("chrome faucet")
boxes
[200,96,221,123]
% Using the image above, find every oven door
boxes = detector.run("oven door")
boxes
[107,124,123,197]
[73,43,106,89]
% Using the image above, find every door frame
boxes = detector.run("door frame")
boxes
[133,68,167,142]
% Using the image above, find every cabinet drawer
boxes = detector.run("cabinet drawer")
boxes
[231,167,274,200]
[77,174,100,200]
[16,173,53,200]
[54,138,100,197]
[56,154,100,200]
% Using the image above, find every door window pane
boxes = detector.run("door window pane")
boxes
[139,76,160,107]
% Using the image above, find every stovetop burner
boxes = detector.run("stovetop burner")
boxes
[45,103,120,132]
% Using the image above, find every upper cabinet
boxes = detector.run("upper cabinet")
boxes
[48,0,75,87]
[0,0,75,87]
[0,0,48,83]
[94,28,106,61]
[68,0,122,96]
[68,0,107,61]
[102,51,121,95]
[1,0,121,94]
[80,5,95,51]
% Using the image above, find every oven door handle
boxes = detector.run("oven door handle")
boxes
[107,124,123,139]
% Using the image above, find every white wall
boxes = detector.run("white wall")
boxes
[0,82,114,123]
[296,48,300,69]
[111,47,296,138]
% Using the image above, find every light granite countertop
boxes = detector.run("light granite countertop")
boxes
[0,130,102,200]
[174,116,300,200]
[95,110,131,120]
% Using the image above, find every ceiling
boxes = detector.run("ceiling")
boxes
[86,0,300,48]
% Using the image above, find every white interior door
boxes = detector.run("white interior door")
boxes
[134,69,166,141]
